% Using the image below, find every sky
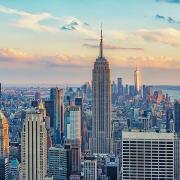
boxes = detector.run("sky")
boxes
[0,0,180,85]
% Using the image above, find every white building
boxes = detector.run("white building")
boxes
[122,131,174,179]
[21,109,47,180]
[83,156,97,180]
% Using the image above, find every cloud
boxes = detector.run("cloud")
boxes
[155,14,179,24]
[133,28,180,47]
[83,43,144,51]
[109,28,180,47]
[0,5,95,36]
[1,48,180,71]
[0,5,60,32]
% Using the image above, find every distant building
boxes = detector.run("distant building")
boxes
[45,100,54,128]
[0,157,8,180]
[122,131,174,179]
[0,111,9,158]
[21,109,47,180]
[48,146,67,180]
[117,78,123,96]
[83,156,97,180]
[134,65,141,95]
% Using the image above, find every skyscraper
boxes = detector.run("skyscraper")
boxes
[91,26,112,154]
[50,88,64,144]
[175,100,180,134]
[122,131,174,179]
[0,111,9,158]
[134,65,141,95]
[21,109,47,180]
[117,78,123,96]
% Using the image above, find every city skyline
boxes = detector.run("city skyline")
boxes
[0,0,180,85]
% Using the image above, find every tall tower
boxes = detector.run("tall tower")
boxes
[134,65,141,95]
[0,111,9,158]
[21,109,47,180]
[50,88,64,144]
[91,26,112,154]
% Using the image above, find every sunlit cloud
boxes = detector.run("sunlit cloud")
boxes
[0,48,180,70]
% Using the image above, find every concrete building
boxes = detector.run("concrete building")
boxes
[0,111,9,158]
[21,109,47,180]
[122,131,174,179]
[48,146,67,180]
[83,156,97,180]
[91,26,112,154]
[0,157,8,180]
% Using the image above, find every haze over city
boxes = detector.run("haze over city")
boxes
[0,0,180,85]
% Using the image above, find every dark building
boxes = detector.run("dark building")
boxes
[129,85,135,97]
[117,78,123,96]
[45,100,54,128]
[166,109,173,131]
[0,158,8,180]
[175,101,180,134]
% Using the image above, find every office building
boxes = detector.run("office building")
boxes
[117,78,123,96]
[21,109,47,180]
[48,146,67,180]
[175,100,180,134]
[8,159,20,180]
[50,88,64,144]
[174,135,180,180]
[0,111,9,158]
[0,157,8,180]
[83,156,97,180]
[134,65,141,95]
[105,155,119,180]
[122,131,174,179]
[91,27,112,154]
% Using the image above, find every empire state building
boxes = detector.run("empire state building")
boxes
[91,27,112,154]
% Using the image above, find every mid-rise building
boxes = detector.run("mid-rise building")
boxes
[0,157,8,180]
[83,156,97,180]
[175,100,180,134]
[48,146,67,180]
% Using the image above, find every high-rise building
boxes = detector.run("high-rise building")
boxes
[117,78,123,96]
[134,65,141,95]
[174,135,180,180]
[83,156,97,180]
[50,88,64,144]
[91,26,112,154]
[21,109,47,180]
[0,157,8,180]
[69,106,81,140]
[122,131,174,179]
[175,100,180,134]
[0,111,9,158]
[45,100,54,128]
[48,146,67,180]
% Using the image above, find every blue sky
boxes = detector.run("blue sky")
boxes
[0,0,180,85]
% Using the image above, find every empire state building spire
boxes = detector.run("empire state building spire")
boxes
[99,24,103,58]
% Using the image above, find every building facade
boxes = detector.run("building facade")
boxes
[91,27,112,154]
[0,111,9,158]
[122,131,174,179]
[21,109,47,180]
